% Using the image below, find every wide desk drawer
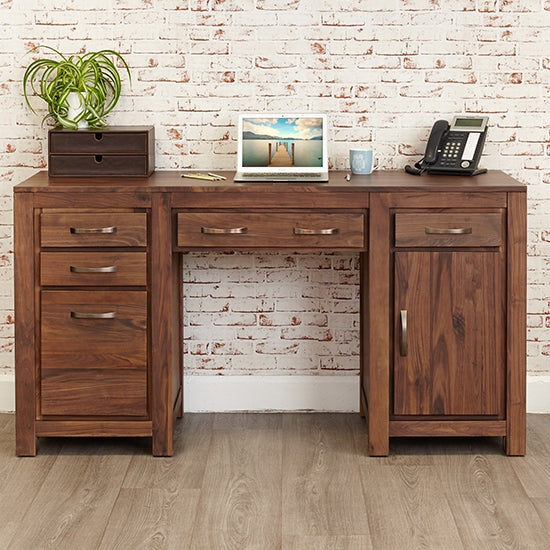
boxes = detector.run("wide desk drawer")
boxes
[176,212,366,249]
[41,212,147,248]
[40,252,147,286]
[395,213,502,248]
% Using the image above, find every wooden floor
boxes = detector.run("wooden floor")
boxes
[1,413,549,549]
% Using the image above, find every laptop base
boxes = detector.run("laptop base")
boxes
[234,172,329,183]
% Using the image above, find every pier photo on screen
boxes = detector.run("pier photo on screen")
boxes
[241,117,324,168]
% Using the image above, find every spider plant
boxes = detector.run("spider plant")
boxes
[23,45,131,129]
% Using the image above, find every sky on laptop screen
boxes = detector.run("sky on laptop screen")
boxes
[242,117,323,168]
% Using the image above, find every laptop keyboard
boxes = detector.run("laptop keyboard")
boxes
[249,172,323,178]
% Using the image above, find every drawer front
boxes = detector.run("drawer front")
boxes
[41,212,147,247]
[48,154,151,177]
[177,212,366,249]
[40,252,147,286]
[395,213,502,247]
[40,290,148,417]
[49,131,150,154]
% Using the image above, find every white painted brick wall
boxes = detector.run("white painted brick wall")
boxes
[0,1,549,382]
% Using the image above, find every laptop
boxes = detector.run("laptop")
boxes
[234,113,329,182]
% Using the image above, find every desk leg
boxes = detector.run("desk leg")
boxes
[151,193,176,457]
[15,193,38,457]
[506,191,526,456]
[366,194,390,456]
[175,252,184,420]
[359,252,368,418]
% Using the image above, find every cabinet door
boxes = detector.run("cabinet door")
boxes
[393,251,505,416]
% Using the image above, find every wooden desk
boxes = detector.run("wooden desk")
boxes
[14,170,527,456]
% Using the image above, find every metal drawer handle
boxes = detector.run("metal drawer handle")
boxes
[293,227,340,235]
[70,226,117,234]
[201,226,248,235]
[400,310,407,357]
[425,227,472,235]
[70,311,117,319]
[70,265,117,273]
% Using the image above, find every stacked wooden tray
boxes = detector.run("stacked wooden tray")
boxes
[48,126,155,177]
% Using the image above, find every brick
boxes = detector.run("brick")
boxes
[501,0,541,11]
[274,356,319,371]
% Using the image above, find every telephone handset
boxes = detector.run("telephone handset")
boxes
[405,116,488,176]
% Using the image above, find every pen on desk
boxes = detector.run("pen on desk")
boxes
[181,173,218,181]
[208,173,226,180]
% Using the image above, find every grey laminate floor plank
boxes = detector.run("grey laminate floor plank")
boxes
[282,413,371,539]
[6,439,134,550]
[438,454,549,549]
[122,413,215,490]
[358,462,463,549]
[187,413,283,550]
[1,413,550,550]
[98,487,201,550]
[0,415,62,548]
[282,535,372,549]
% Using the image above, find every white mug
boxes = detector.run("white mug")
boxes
[350,149,380,175]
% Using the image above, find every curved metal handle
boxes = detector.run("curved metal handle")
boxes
[70,311,117,319]
[70,265,117,273]
[201,226,248,234]
[425,227,472,235]
[70,226,117,234]
[400,310,407,357]
[293,227,340,235]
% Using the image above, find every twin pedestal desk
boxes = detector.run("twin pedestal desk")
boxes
[14,170,527,457]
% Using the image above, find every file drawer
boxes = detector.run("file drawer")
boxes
[40,290,148,417]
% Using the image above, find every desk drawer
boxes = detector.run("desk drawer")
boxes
[176,212,365,249]
[40,290,148,417]
[395,213,502,248]
[41,252,147,286]
[41,212,147,248]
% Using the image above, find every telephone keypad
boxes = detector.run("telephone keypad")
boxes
[439,132,467,167]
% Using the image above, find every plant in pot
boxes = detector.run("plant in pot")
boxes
[23,45,131,130]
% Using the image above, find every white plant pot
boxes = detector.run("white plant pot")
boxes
[66,92,88,129]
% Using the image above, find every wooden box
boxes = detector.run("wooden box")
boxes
[48,126,155,177]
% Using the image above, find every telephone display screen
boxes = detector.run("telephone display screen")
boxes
[454,118,484,128]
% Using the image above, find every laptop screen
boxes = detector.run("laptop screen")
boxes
[237,113,328,174]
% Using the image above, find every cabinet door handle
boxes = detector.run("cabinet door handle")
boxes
[70,226,117,234]
[400,310,408,357]
[201,226,248,234]
[70,265,117,273]
[424,226,472,235]
[70,311,117,319]
[293,227,340,235]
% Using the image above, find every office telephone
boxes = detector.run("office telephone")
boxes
[405,116,488,176]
